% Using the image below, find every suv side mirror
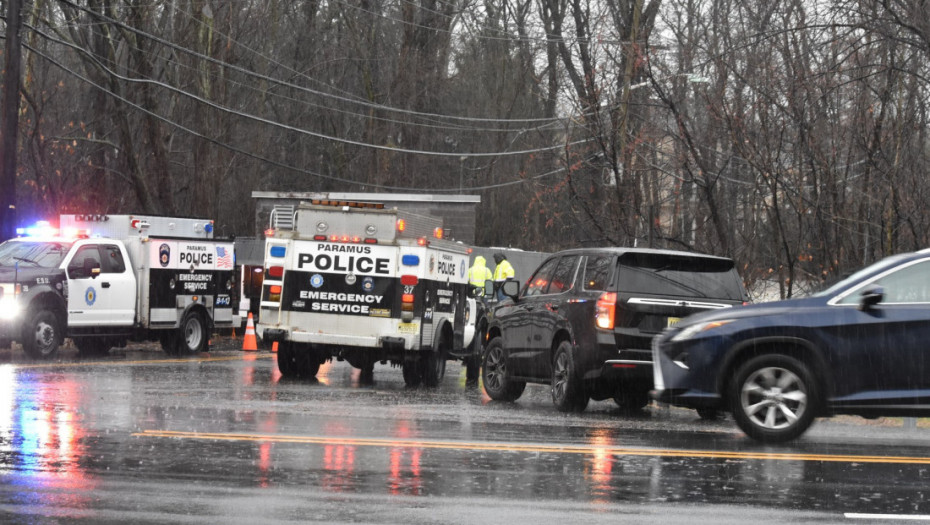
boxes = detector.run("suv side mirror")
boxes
[501,279,520,298]
[859,285,884,311]
[468,284,485,298]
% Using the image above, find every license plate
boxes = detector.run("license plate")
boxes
[397,323,419,334]
[667,317,681,327]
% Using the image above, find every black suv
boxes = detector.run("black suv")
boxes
[481,248,748,412]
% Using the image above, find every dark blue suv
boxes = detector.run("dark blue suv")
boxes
[654,249,930,442]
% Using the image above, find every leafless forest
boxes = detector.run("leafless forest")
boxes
[5,0,930,296]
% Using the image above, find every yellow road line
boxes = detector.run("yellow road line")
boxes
[3,354,272,369]
[133,430,930,465]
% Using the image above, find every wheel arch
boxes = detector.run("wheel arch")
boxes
[548,328,574,365]
[718,336,833,407]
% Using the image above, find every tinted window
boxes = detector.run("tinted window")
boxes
[839,259,930,304]
[546,256,579,294]
[524,257,559,297]
[69,245,102,277]
[583,255,613,291]
[101,244,126,273]
[617,253,745,300]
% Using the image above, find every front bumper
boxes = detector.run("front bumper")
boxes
[651,336,723,409]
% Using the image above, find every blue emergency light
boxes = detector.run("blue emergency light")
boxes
[401,255,420,266]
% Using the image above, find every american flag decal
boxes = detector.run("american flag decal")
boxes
[216,246,233,269]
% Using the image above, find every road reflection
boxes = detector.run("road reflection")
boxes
[0,366,94,516]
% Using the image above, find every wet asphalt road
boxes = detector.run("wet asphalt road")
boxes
[2,338,930,524]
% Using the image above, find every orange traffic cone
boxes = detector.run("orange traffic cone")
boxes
[271,341,278,353]
[242,312,258,351]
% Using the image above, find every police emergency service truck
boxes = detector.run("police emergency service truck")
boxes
[257,200,476,386]
[0,215,238,359]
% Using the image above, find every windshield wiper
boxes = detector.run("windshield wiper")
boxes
[13,256,38,266]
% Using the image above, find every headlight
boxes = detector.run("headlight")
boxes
[0,298,20,320]
[670,319,733,342]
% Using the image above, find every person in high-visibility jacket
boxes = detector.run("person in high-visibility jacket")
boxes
[468,255,493,296]
[492,253,516,299]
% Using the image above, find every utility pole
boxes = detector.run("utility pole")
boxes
[0,0,23,242]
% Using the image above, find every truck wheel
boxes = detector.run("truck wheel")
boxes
[421,349,446,388]
[159,332,180,356]
[402,358,422,387]
[277,342,321,379]
[74,337,111,357]
[295,345,322,378]
[465,355,480,386]
[276,341,297,377]
[551,341,587,412]
[22,310,61,360]
[481,338,525,401]
[177,311,207,355]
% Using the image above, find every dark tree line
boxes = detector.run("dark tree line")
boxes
[4,0,930,297]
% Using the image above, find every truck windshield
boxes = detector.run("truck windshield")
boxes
[0,240,72,268]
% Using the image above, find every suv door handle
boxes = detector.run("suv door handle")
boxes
[102,282,111,288]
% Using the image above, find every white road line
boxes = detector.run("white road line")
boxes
[846,514,930,521]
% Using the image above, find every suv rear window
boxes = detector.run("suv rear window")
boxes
[617,253,745,300]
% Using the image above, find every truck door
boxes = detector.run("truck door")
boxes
[65,243,136,327]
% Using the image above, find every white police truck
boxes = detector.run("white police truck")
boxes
[256,199,476,386]
[0,215,238,359]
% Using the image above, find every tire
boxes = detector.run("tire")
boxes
[277,342,321,378]
[613,388,650,412]
[276,341,297,377]
[465,326,485,385]
[22,310,61,360]
[74,337,111,357]
[403,359,422,387]
[177,311,207,355]
[159,332,180,355]
[465,354,480,386]
[729,354,819,443]
[481,338,526,402]
[421,335,448,388]
[552,341,587,412]
[296,346,322,378]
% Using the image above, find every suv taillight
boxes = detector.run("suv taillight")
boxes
[595,292,616,330]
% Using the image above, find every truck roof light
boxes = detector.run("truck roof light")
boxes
[16,221,59,238]
[396,219,406,232]
[264,228,276,238]
[417,237,429,246]
[364,238,378,244]
[400,275,418,286]
[268,266,284,278]
[433,227,443,239]
[269,246,287,258]
[401,255,420,266]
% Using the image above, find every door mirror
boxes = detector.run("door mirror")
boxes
[859,285,884,311]
[70,259,101,279]
[501,279,520,298]
[468,284,485,298]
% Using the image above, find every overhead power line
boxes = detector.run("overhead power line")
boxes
[55,0,570,127]
[22,40,571,193]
